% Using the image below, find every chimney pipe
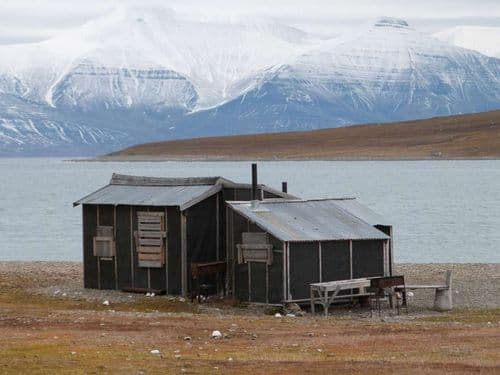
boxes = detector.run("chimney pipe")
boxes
[251,163,258,201]
[282,181,288,193]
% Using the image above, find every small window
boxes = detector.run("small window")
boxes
[237,232,273,265]
[135,212,166,268]
[93,226,115,257]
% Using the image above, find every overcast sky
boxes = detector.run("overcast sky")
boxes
[1,0,499,44]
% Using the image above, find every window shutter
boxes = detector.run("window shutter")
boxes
[136,212,166,268]
[237,232,273,265]
[93,226,115,257]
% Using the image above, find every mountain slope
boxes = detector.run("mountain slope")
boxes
[106,110,500,160]
[0,9,499,156]
[178,18,500,137]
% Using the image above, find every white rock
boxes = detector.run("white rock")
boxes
[150,349,160,355]
[179,297,186,302]
[71,351,76,355]
[228,357,233,361]
[285,314,296,317]
[407,291,414,298]
[62,293,67,297]
[146,292,151,297]
[151,293,155,297]
[211,330,222,339]
[274,313,282,318]
[102,300,110,306]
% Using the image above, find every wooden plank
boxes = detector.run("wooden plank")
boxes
[137,211,165,218]
[139,253,163,261]
[138,223,162,231]
[138,238,162,246]
[138,246,163,254]
[242,232,267,244]
[138,230,166,238]
[138,260,163,268]
[138,217,162,224]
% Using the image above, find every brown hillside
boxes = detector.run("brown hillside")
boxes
[106,111,500,160]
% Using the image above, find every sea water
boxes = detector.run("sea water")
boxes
[0,158,499,263]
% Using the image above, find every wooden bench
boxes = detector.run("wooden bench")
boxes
[310,278,373,317]
[396,270,453,311]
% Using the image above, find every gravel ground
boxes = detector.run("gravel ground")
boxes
[0,262,498,314]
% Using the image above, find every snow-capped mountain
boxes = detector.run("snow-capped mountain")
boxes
[0,9,499,155]
[433,26,500,58]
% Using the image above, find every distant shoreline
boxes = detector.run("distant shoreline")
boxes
[72,156,500,162]
[99,110,500,161]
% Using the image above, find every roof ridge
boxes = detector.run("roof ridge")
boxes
[110,173,227,186]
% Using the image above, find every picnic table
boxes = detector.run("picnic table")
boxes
[310,278,372,316]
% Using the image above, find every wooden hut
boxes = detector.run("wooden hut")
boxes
[226,199,392,304]
[73,173,290,296]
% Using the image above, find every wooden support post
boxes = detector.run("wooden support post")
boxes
[130,207,135,288]
[180,213,187,297]
[265,262,269,304]
[165,207,168,294]
[225,206,230,296]
[248,262,251,302]
[318,242,322,283]
[349,240,353,279]
[286,243,291,301]
[97,205,101,290]
[114,205,118,290]
[282,242,287,303]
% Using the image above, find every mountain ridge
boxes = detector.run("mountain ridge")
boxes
[0,9,499,156]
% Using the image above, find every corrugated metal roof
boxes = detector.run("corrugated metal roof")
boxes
[74,184,221,210]
[228,199,389,242]
[74,173,295,209]
[331,199,390,226]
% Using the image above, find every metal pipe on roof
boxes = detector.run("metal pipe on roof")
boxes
[251,163,259,201]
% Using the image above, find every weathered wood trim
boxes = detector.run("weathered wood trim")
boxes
[165,207,168,293]
[113,205,118,290]
[225,206,230,294]
[389,226,394,276]
[231,209,236,296]
[286,242,291,301]
[180,212,187,296]
[130,206,134,288]
[216,193,220,260]
[97,205,101,290]
[349,240,353,279]
[318,241,322,283]
[248,262,251,302]
[266,262,269,304]
[282,241,287,302]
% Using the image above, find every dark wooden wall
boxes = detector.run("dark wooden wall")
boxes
[81,204,182,294]
[228,209,284,304]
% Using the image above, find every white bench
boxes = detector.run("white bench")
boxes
[398,270,453,311]
[310,278,373,316]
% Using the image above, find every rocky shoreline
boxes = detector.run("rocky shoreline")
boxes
[0,261,497,312]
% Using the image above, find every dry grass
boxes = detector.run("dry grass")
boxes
[0,264,498,374]
[105,110,500,160]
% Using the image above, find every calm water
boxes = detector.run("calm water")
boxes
[0,158,499,263]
